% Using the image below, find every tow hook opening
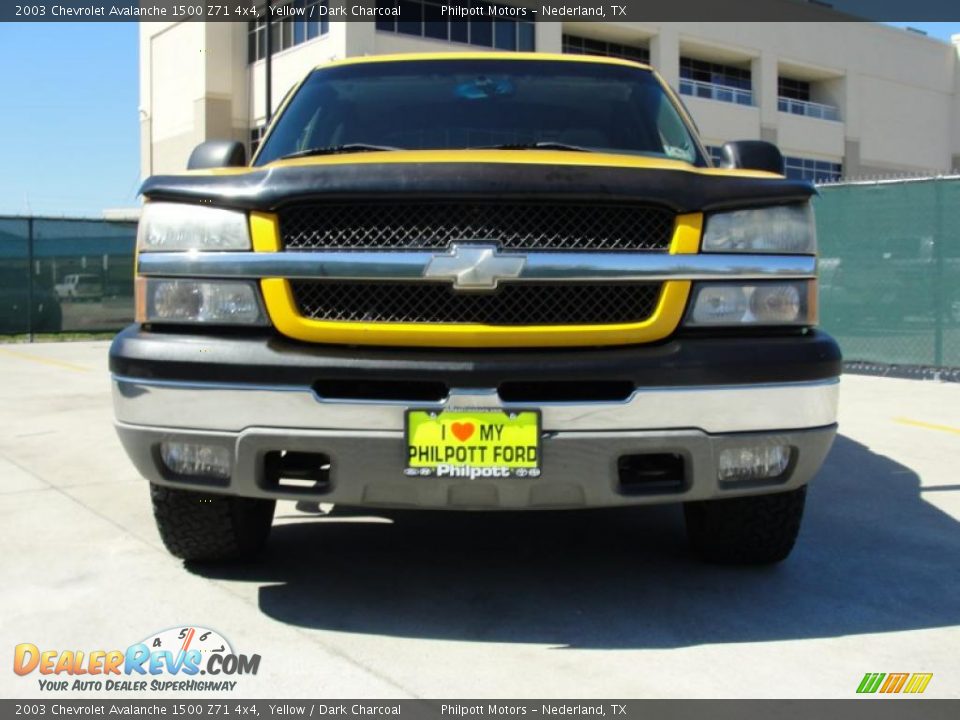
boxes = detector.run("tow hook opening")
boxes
[617,453,687,495]
[263,450,332,494]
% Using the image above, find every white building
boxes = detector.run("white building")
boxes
[139,5,960,181]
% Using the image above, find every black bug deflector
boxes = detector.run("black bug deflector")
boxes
[139,161,814,213]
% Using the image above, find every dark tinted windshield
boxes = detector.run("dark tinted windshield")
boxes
[254,59,705,166]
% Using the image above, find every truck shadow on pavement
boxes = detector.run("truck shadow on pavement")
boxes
[187,434,960,648]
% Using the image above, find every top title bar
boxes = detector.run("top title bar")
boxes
[5,0,960,22]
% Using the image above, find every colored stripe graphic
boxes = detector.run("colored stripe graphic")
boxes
[903,674,933,694]
[857,672,932,694]
[880,673,909,693]
[857,673,885,693]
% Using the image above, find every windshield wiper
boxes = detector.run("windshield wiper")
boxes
[473,141,592,153]
[278,143,401,160]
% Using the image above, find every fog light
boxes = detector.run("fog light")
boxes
[718,445,790,483]
[160,442,231,480]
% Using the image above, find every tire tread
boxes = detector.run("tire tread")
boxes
[150,484,275,562]
[684,486,807,565]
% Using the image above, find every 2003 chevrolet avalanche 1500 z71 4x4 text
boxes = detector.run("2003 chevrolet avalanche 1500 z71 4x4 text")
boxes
[110,53,840,564]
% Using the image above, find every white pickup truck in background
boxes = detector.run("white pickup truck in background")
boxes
[55,273,103,302]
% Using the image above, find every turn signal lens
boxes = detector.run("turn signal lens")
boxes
[690,285,748,324]
[140,278,268,325]
[750,284,801,323]
[685,281,816,326]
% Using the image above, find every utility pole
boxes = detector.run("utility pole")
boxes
[26,217,34,342]
[265,0,273,124]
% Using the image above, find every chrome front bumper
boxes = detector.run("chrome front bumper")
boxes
[113,377,838,434]
[113,377,838,509]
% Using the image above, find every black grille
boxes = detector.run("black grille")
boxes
[279,202,675,252]
[291,281,662,326]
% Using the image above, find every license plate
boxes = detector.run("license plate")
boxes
[405,409,541,479]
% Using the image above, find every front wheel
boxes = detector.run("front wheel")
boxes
[684,486,807,565]
[150,484,275,562]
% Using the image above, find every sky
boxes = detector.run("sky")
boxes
[0,23,140,217]
[885,21,960,39]
[0,20,957,218]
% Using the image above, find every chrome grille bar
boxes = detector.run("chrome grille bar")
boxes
[138,251,816,282]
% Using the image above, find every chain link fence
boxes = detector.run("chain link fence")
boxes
[815,176,960,377]
[0,216,137,337]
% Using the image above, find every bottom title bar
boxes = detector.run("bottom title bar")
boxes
[4,700,958,720]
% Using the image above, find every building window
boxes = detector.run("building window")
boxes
[375,0,535,51]
[709,148,842,181]
[250,126,268,156]
[680,57,751,90]
[561,34,649,64]
[679,57,753,106]
[778,77,810,101]
[777,76,840,121]
[784,156,842,183]
[248,0,330,64]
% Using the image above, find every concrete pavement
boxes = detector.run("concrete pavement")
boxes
[1,341,958,699]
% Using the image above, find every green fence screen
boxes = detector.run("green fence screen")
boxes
[0,216,137,336]
[0,218,31,334]
[815,178,960,370]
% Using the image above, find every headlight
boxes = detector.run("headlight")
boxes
[137,202,250,252]
[685,281,817,326]
[702,204,816,254]
[137,278,268,325]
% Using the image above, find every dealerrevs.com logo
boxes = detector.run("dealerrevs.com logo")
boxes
[13,626,260,693]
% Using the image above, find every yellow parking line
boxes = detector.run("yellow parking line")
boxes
[894,417,960,437]
[0,346,91,373]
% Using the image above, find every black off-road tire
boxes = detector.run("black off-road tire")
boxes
[150,484,275,562]
[684,486,807,565]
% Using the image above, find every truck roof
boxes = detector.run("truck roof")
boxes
[313,51,653,73]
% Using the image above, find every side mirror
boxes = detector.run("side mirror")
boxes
[187,140,247,170]
[720,140,784,175]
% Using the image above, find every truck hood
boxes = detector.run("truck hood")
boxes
[139,149,814,213]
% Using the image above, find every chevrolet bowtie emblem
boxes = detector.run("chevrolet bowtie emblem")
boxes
[423,243,526,291]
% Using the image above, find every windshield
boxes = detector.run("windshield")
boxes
[254,59,706,167]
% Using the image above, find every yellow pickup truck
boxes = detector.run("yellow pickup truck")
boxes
[111,53,839,564]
